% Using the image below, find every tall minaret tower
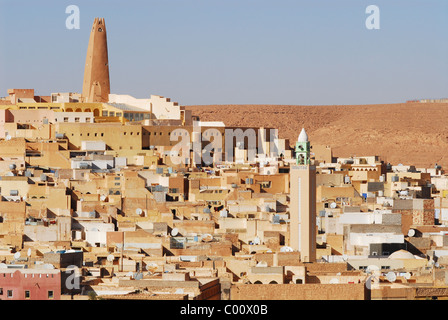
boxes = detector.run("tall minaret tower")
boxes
[289,128,316,262]
[82,17,110,103]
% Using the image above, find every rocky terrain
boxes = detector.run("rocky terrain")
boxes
[185,102,448,168]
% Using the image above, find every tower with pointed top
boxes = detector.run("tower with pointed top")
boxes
[82,17,110,103]
[289,127,316,262]
[295,128,311,165]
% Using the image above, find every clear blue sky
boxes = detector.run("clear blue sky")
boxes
[0,0,447,105]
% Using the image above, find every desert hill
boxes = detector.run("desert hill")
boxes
[184,102,448,168]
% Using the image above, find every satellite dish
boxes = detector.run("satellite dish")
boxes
[201,234,213,242]
[386,271,397,283]
[100,195,106,201]
[280,246,293,252]
[146,262,158,273]
[5,135,11,141]
[366,265,380,273]
[0,263,7,269]
[330,202,337,209]
[136,208,143,215]
[404,272,411,280]
[171,228,179,236]
[329,278,339,284]
[126,271,133,277]
[408,229,416,237]
[43,263,55,269]
[253,236,260,245]
[13,252,20,260]
[27,248,31,257]
[107,254,114,262]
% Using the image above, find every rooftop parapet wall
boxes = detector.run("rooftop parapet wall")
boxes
[230,283,368,300]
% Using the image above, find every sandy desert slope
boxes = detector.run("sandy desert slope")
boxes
[185,102,448,168]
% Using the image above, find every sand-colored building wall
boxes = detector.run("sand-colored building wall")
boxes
[0,176,30,198]
[5,109,55,125]
[26,141,71,169]
[317,185,357,203]
[312,144,333,163]
[4,123,53,140]
[230,283,368,300]
[289,165,316,262]
[55,122,142,151]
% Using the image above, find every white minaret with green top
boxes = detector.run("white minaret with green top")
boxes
[295,128,310,165]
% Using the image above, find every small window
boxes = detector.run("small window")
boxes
[25,290,30,299]
[63,117,69,122]
[48,291,54,299]
[7,290,13,298]
[0,288,3,294]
